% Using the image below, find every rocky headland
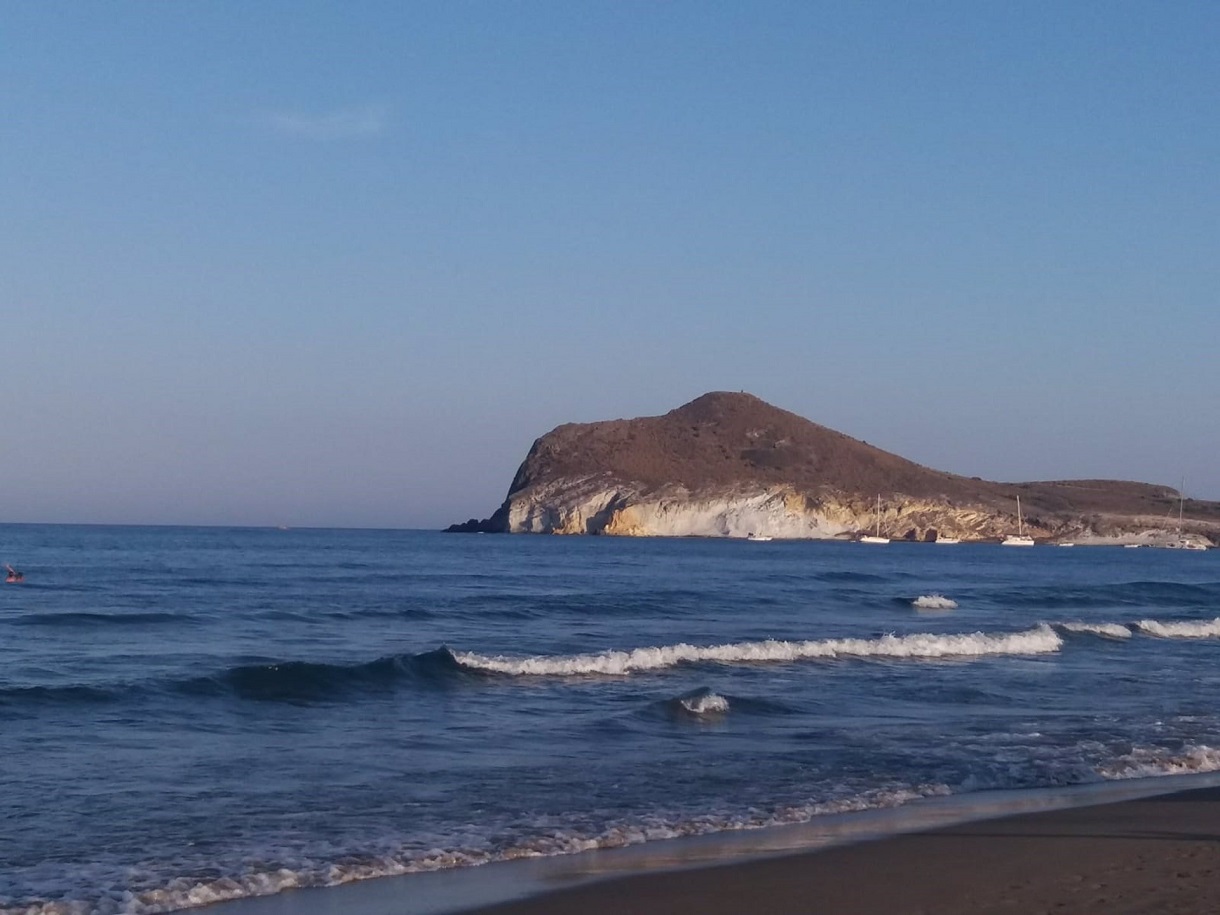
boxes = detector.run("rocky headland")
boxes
[448,392,1219,546]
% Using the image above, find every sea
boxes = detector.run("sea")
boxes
[4,525,1220,915]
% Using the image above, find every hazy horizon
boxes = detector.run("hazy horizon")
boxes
[5,3,1217,528]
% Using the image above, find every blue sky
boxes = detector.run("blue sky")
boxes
[3,2,1217,527]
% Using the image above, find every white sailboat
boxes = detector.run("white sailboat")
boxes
[1164,480,1208,550]
[859,495,890,544]
[1001,496,1035,547]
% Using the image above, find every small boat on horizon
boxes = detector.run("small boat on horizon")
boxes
[1001,496,1036,547]
[858,494,890,544]
[1157,480,1209,550]
[1165,538,1208,551]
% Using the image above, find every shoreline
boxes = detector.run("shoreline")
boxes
[459,777,1220,915]
[200,772,1220,915]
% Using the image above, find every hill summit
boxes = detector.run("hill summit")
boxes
[449,392,1218,545]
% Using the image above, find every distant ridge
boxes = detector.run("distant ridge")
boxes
[449,392,1219,544]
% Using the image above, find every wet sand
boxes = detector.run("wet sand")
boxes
[458,786,1220,915]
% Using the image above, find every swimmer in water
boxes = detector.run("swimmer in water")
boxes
[5,564,22,583]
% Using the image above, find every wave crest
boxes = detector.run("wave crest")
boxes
[1135,618,1220,639]
[912,594,957,610]
[453,625,1063,677]
[1057,622,1133,639]
[1099,744,1220,780]
[676,688,730,716]
[184,647,471,701]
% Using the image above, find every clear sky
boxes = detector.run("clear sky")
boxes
[3,1,1217,528]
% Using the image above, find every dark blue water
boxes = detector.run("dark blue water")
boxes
[3,526,1220,914]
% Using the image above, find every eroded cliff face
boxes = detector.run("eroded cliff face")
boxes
[503,480,1076,542]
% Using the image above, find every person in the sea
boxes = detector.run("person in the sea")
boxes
[5,564,22,583]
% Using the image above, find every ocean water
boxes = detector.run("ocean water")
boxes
[3,525,1220,915]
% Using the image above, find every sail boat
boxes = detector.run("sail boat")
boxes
[859,494,890,544]
[1001,495,1035,547]
[1165,479,1207,550]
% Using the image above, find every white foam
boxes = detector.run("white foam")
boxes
[1058,622,1133,639]
[1099,744,1220,780]
[3,785,952,915]
[911,594,957,610]
[128,869,309,912]
[680,692,730,715]
[0,903,90,915]
[453,625,1063,677]
[1135,617,1220,639]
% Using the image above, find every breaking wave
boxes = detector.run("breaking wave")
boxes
[1099,744,1220,780]
[674,687,730,717]
[1057,622,1134,639]
[911,594,958,610]
[8,615,1220,710]
[453,626,1063,677]
[1135,618,1220,638]
[13,732,1220,915]
[0,783,950,915]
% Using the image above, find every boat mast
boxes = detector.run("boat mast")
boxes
[1017,495,1023,536]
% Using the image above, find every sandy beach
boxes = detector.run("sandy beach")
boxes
[458,785,1220,915]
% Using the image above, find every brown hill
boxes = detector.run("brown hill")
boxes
[450,392,1219,539]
